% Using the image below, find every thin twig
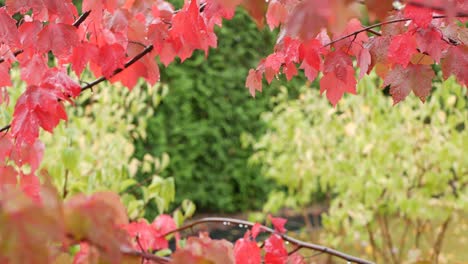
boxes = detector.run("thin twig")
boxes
[163,217,374,264]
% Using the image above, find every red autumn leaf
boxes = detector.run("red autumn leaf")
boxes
[246,69,263,97]
[388,32,418,68]
[122,219,167,251]
[266,0,288,30]
[358,47,371,79]
[68,43,99,76]
[264,234,288,264]
[415,27,449,63]
[0,63,12,88]
[299,38,322,71]
[0,8,20,47]
[18,20,43,56]
[234,231,261,264]
[251,223,263,239]
[319,51,357,106]
[404,4,433,28]
[170,0,217,60]
[20,54,49,86]
[37,23,79,57]
[20,174,42,203]
[383,64,435,104]
[264,52,285,83]
[11,85,68,144]
[333,18,368,57]
[10,140,44,174]
[42,69,82,98]
[441,45,468,86]
[96,43,127,78]
[268,214,287,233]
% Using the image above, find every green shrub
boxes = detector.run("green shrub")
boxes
[134,10,303,213]
[250,75,467,262]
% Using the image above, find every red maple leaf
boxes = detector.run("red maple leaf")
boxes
[404,4,433,28]
[37,23,79,57]
[266,0,289,30]
[268,214,287,233]
[441,45,467,86]
[388,32,418,68]
[246,69,263,97]
[234,231,261,264]
[415,27,449,63]
[319,51,357,106]
[11,85,68,144]
[0,8,20,47]
[383,64,435,104]
[264,234,288,264]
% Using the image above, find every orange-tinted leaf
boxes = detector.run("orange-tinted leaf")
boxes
[320,51,356,106]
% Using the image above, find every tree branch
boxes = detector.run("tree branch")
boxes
[163,217,374,264]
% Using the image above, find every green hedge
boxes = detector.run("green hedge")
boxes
[134,11,302,213]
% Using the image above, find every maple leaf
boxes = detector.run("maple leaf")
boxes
[333,18,368,57]
[415,27,449,63]
[383,64,435,104]
[241,0,268,28]
[68,43,99,77]
[264,234,288,264]
[246,69,263,97]
[95,43,127,78]
[251,223,263,239]
[358,47,371,79]
[319,51,357,106]
[268,214,287,233]
[170,0,217,61]
[37,23,79,57]
[441,45,468,86]
[10,140,44,174]
[388,32,418,68]
[122,220,162,251]
[11,85,68,144]
[0,63,12,88]
[20,54,49,85]
[0,8,20,47]
[18,20,43,57]
[233,231,261,264]
[404,4,433,28]
[266,0,289,30]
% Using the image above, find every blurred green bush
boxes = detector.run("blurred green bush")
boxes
[250,75,467,263]
[134,10,303,213]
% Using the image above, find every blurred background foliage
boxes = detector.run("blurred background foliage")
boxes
[248,75,467,263]
[134,10,303,213]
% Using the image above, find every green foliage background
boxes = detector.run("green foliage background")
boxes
[134,11,302,213]
[250,75,467,262]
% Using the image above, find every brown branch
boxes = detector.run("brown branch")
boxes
[163,217,374,264]
[431,216,451,264]
[324,14,467,48]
